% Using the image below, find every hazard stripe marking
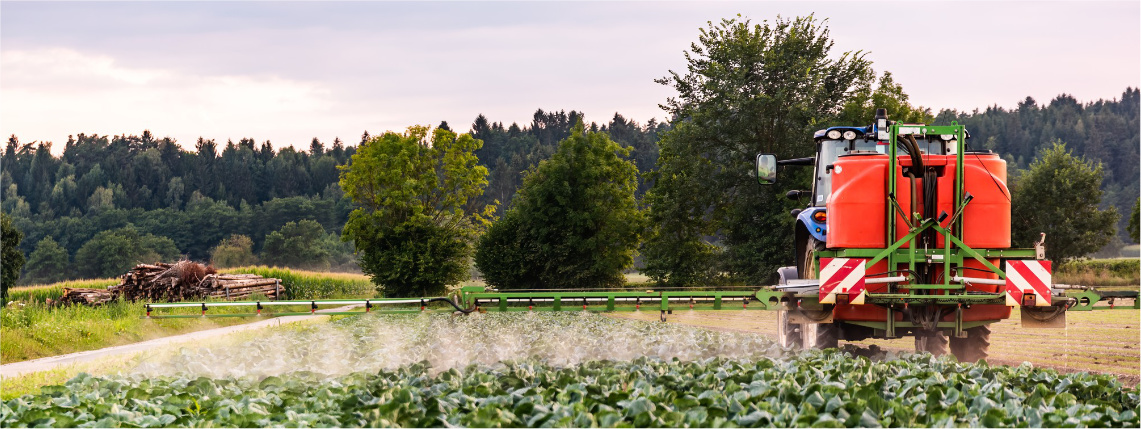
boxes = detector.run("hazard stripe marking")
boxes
[1005,260,1052,306]
[819,258,866,304]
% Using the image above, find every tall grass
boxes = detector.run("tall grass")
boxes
[5,279,118,304]
[1056,258,1140,287]
[0,268,376,363]
[0,298,264,363]
[222,266,376,299]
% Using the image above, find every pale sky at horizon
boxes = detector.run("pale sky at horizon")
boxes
[2,1,1138,153]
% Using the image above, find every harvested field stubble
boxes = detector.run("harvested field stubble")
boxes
[3,313,1138,427]
[613,308,1141,380]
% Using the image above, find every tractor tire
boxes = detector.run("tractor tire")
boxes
[914,330,949,356]
[777,311,803,349]
[799,236,824,280]
[813,323,840,349]
[950,326,991,363]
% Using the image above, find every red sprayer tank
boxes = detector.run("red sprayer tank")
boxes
[954,152,1010,249]
[827,152,1010,250]
[826,153,888,248]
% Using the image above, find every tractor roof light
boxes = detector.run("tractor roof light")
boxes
[812,211,827,223]
[842,130,858,140]
[826,130,842,139]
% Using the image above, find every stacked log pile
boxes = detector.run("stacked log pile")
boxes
[57,261,284,306]
[58,288,116,306]
[201,274,283,300]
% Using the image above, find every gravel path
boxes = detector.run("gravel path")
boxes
[0,305,359,379]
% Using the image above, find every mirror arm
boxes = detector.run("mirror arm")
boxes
[777,157,815,166]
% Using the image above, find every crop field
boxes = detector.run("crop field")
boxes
[2,313,1138,427]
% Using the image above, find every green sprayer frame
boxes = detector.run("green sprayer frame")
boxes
[142,285,1135,320]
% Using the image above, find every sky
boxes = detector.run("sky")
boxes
[1,1,1138,153]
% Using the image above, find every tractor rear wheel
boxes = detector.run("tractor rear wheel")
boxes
[779,313,840,350]
[914,330,948,356]
[950,326,991,363]
[814,323,840,349]
[777,311,803,349]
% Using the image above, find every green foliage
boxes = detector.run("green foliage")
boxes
[2,213,25,301]
[362,217,470,297]
[261,220,330,270]
[1012,141,1119,263]
[475,213,541,288]
[473,111,669,213]
[644,15,872,286]
[73,226,181,278]
[1129,198,1139,244]
[222,266,374,299]
[341,126,492,297]
[24,237,68,284]
[834,71,934,125]
[476,123,644,289]
[208,234,256,268]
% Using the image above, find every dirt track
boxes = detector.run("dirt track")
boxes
[611,308,1140,386]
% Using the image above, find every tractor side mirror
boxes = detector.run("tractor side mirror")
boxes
[756,154,777,185]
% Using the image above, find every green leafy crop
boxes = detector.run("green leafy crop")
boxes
[2,314,1137,427]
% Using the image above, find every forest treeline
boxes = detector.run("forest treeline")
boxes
[934,88,1140,239]
[1,111,665,284]
[2,89,1137,284]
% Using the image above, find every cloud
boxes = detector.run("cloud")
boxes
[0,48,354,149]
[2,1,1136,153]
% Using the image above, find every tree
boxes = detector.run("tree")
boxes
[74,226,180,278]
[261,221,329,269]
[341,126,493,297]
[643,15,873,286]
[25,237,69,284]
[834,71,934,126]
[2,213,25,301]
[1012,141,1119,263]
[475,122,643,289]
[210,234,257,268]
[1129,198,1139,244]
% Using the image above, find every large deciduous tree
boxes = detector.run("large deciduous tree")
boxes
[261,220,330,269]
[2,213,25,300]
[643,15,873,286]
[210,234,257,268]
[1012,141,1119,263]
[341,126,492,297]
[475,122,643,289]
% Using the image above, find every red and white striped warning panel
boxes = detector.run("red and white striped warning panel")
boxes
[1005,260,1052,307]
[819,258,867,304]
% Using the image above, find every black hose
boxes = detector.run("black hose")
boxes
[923,167,938,247]
[426,297,478,313]
[899,135,924,178]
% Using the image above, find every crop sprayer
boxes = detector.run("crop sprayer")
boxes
[145,109,1138,362]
